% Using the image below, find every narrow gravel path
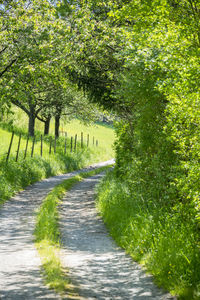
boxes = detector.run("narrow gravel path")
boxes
[0,160,114,299]
[60,174,176,300]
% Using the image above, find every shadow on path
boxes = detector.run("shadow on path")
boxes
[0,160,114,299]
[60,175,176,300]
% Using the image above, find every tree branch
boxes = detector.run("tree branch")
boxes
[11,99,30,116]
[0,58,18,78]
[0,46,8,55]
[36,115,46,122]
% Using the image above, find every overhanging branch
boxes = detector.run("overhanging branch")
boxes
[0,58,18,78]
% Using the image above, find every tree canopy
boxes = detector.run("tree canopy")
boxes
[1,0,200,296]
[0,0,200,213]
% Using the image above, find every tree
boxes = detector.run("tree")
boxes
[103,0,200,212]
[58,1,125,111]
[0,0,69,135]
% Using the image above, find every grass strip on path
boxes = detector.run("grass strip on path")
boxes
[34,165,112,298]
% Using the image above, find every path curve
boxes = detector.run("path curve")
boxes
[60,174,176,300]
[0,160,114,299]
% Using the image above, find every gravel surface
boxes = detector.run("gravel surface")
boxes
[0,160,114,299]
[60,174,176,300]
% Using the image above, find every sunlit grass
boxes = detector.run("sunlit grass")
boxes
[0,128,51,159]
[96,171,200,300]
[0,119,114,205]
[8,107,115,159]
[59,119,115,157]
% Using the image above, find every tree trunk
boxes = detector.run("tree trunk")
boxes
[0,111,3,121]
[44,116,51,135]
[55,114,60,138]
[28,113,35,137]
[28,101,36,137]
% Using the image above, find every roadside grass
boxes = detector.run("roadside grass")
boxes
[35,176,81,297]
[0,121,114,162]
[34,166,112,297]
[7,107,115,158]
[96,171,200,300]
[0,123,114,205]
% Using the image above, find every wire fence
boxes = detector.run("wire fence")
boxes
[1,131,99,163]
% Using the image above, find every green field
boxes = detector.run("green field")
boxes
[0,114,115,205]
[4,108,115,159]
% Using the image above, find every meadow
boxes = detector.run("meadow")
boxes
[0,111,115,205]
[2,108,115,159]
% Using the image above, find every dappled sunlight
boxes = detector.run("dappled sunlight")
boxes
[0,269,58,299]
[0,161,113,299]
[60,175,175,299]
[0,177,68,299]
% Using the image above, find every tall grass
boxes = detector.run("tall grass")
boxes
[96,171,200,300]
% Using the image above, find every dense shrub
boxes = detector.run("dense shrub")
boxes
[97,171,200,299]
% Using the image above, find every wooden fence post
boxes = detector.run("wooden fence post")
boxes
[87,134,89,147]
[31,136,35,158]
[74,134,77,152]
[70,136,73,153]
[41,135,43,157]
[81,132,83,148]
[16,134,22,162]
[65,134,67,154]
[96,140,98,147]
[6,131,14,162]
[93,136,95,146]
[54,137,56,154]
[49,136,52,154]
[24,135,29,159]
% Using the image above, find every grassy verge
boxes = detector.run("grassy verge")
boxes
[96,171,200,300]
[5,107,115,158]
[0,123,114,205]
[34,165,112,297]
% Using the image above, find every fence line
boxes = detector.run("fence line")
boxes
[2,131,99,163]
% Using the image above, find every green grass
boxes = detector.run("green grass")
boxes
[59,119,115,158]
[96,171,200,300]
[0,120,114,205]
[34,166,112,297]
[6,106,115,159]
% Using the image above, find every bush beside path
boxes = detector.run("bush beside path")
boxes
[59,174,176,300]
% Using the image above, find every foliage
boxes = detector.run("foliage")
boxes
[1,0,200,297]
[110,0,200,221]
[0,0,102,136]
[61,0,125,111]
[97,171,200,299]
[87,1,200,298]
